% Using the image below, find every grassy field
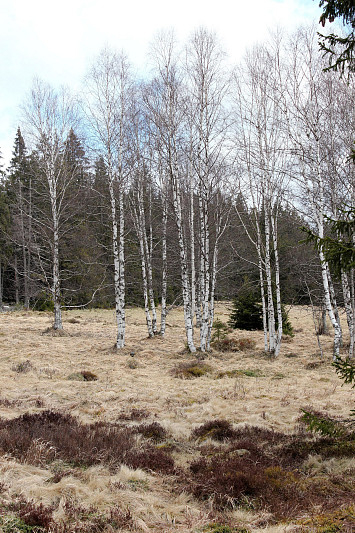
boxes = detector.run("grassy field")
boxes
[0,304,354,532]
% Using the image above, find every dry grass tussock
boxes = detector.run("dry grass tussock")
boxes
[0,304,354,532]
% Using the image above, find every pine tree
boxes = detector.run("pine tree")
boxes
[7,128,33,308]
[229,280,264,331]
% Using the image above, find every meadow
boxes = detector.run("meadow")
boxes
[0,304,354,532]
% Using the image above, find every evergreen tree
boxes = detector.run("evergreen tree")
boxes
[0,149,11,307]
[229,279,264,331]
[318,0,355,76]
[7,128,33,307]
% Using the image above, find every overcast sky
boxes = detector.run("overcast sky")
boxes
[0,0,322,166]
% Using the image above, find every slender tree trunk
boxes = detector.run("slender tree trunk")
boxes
[264,207,276,352]
[52,211,62,330]
[160,190,168,337]
[341,270,354,358]
[271,213,282,356]
[206,238,218,351]
[14,253,19,305]
[117,188,125,348]
[143,185,157,334]
[319,250,342,359]
[132,199,153,337]
[171,168,196,352]
[256,226,268,352]
[190,184,196,328]
[351,267,355,359]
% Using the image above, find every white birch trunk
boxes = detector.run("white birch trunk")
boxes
[132,199,154,337]
[264,207,276,353]
[341,270,354,358]
[171,168,196,352]
[206,237,218,351]
[52,204,62,330]
[143,186,157,334]
[160,190,168,337]
[319,250,342,359]
[256,220,268,351]
[117,188,125,348]
[271,213,282,356]
[190,184,196,328]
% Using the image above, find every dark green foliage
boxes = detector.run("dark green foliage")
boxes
[300,409,346,438]
[333,356,355,387]
[333,356,355,424]
[318,0,355,76]
[280,304,294,337]
[229,292,263,331]
[212,318,229,341]
[33,292,54,312]
[302,208,355,278]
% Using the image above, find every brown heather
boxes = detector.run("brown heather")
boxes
[0,304,354,532]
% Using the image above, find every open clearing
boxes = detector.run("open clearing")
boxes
[0,304,354,532]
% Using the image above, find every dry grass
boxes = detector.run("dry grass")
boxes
[0,303,354,532]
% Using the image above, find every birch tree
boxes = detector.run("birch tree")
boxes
[282,28,346,358]
[147,31,196,351]
[22,79,79,330]
[84,49,131,348]
[186,28,230,352]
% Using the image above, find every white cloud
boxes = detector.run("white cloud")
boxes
[0,0,321,165]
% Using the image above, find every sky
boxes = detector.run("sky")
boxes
[0,0,322,166]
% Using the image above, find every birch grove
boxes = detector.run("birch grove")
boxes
[0,27,354,359]
[233,41,290,355]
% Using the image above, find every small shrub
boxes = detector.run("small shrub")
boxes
[12,360,33,373]
[0,515,39,533]
[272,372,286,380]
[299,505,355,532]
[240,368,263,377]
[216,368,263,379]
[212,337,256,352]
[305,361,324,370]
[212,318,229,341]
[191,419,237,442]
[67,372,85,381]
[67,371,98,381]
[127,358,139,369]
[135,422,167,443]
[172,360,212,379]
[67,317,80,324]
[16,501,54,530]
[80,370,98,381]
[203,525,249,533]
[117,408,149,421]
